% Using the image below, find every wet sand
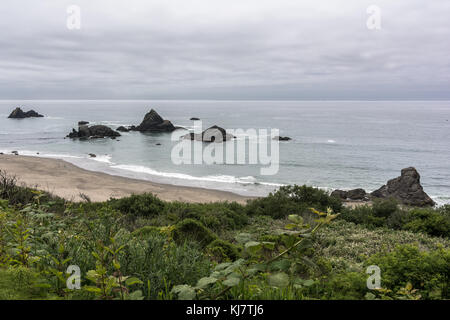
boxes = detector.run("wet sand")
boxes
[0,154,251,203]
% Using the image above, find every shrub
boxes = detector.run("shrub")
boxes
[172,219,217,247]
[402,208,450,238]
[131,226,161,239]
[339,199,450,237]
[372,198,398,218]
[168,202,248,230]
[108,193,165,218]
[246,185,342,219]
[120,233,211,299]
[339,205,385,229]
[366,245,450,299]
[0,267,53,300]
[309,272,368,300]
[0,170,55,206]
[206,239,240,262]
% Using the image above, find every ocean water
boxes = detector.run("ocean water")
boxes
[0,100,449,204]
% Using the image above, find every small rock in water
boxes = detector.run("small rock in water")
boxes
[78,121,89,125]
[88,153,96,158]
[274,136,292,141]
[190,117,200,121]
[156,143,161,146]
[11,151,19,155]
[116,126,130,132]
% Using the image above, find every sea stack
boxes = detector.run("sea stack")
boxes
[67,124,121,139]
[134,109,176,132]
[8,107,44,119]
[183,125,234,142]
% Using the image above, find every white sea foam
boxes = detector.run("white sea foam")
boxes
[111,164,283,187]
[44,116,64,120]
[91,154,114,164]
[0,149,84,159]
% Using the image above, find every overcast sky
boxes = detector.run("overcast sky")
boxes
[0,0,449,100]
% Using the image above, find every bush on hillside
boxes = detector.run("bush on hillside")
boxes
[245,185,342,219]
[108,193,165,218]
[206,239,240,262]
[366,245,450,299]
[172,219,217,247]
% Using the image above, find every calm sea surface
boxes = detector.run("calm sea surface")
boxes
[1,100,449,204]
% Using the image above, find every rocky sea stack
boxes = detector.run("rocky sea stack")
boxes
[67,124,121,140]
[371,167,435,207]
[8,107,44,119]
[183,125,234,143]
[133,109,176,132]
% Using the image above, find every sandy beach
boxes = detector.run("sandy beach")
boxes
[0,154,251,203]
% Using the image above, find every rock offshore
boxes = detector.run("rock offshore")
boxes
[8,107,44,119]
[274,136,292,141]
[133,109,176,132]
[183,125,234,142]
[67,124,121,139]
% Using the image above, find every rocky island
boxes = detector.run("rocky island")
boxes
[67,124,121,140]
[8,107,44,119]
[183,125,235,142]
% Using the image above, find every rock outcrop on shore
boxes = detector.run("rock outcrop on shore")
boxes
[330,167,434,207]
[331,188,368,201]
[133,109,176,132]
[183,125,235,142]
[371,167,435,207]
[8,107,44,119]
[67,124,121,139]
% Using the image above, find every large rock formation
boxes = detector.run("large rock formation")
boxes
[8,107,43,119]
[67,124,121,139]
[371,167,435,207]
[134,109,176,132]
[183,125,234,142]
[331,188,368,201]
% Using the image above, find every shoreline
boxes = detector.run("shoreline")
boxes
[0,154,252,203]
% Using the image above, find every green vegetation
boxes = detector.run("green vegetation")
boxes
[340,198,450,237]
[0,171,448,300]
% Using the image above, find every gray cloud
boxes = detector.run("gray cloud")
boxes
[0,0,449,99]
